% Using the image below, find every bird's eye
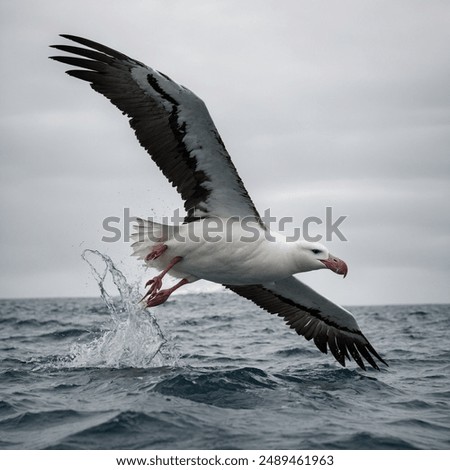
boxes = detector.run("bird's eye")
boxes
[311,249,322,254]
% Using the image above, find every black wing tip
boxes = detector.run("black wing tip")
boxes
[50,37,81,52]
[361,334,389,369]
[358,362,367,371]
[64,69,99,82]
[48,55,72,64]
[323,330,387,371]
[374,354,389,368]
[50,38,85,59]
[53,34,131,62]
[55,34,98,50]
[55,34,88,47]
[357,350,389,371]
[375,353,389,368]
[59,33,82,41]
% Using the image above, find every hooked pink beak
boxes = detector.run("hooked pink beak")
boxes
[320,254,348,278]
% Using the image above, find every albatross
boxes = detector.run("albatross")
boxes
[50,35,388,370]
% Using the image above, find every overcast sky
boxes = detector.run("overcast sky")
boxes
[1,0,449,305]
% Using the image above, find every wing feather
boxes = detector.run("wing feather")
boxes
[50,34,263,225]
[226,277,387,370]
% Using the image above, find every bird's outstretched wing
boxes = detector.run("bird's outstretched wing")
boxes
[50,35,263,225]
[226,276,388,370]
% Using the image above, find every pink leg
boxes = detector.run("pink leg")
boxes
[145,243,167,262]
[146,278,189,307]
[142,256,183,300]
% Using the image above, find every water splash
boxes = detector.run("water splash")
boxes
[67,249,172,369]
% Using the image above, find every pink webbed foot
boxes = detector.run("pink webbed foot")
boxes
[142,255,183,298]
[141,256,185,305]
[145,289,173,307]
[142,276,163,299]
[145,278,189,308]
[145,243,167,262]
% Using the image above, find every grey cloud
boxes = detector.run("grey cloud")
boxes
[1,0,449,303]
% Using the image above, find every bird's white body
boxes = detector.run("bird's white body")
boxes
[132,218,316,285]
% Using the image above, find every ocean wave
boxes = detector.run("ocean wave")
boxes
[36,329,91,340]
[274,347,318,358]
[324,431,419,450]
[46,410,206,450]
[153,367,277,409]
[0,401,16,418]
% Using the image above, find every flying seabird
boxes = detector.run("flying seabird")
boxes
[50,35,388,370]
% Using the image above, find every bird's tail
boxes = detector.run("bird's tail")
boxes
[130,217,178,260]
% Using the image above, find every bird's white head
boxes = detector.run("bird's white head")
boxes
[296,241,348,278]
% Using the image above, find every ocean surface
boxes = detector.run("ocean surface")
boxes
[0,251,449,450]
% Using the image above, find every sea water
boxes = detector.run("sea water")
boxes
[0,251,449,449]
